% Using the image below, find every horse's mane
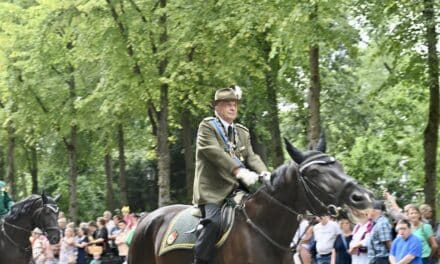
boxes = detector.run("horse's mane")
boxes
[6,194,41,221]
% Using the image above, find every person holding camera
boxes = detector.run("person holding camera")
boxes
[349,210,373,264]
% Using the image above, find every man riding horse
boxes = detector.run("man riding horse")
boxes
[0,180,14,219]
[192,85,271,264]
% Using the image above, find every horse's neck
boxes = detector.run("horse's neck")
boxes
[3,217,33,248]
[245,188,302,246]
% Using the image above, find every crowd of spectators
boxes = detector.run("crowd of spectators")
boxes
[291,191,440,264]
[29,207,143,264]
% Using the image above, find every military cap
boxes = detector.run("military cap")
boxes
[214,85,242,103]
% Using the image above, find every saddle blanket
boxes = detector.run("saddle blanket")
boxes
[158,207,234,256]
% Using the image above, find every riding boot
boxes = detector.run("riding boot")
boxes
[193,204,221,264]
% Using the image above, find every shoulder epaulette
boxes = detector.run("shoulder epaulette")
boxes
[235,123,249,132]
[203,117,215,121]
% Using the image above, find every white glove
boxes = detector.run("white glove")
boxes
[260,171,271,182]
[236,168,259,186]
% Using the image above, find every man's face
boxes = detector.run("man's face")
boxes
[215,100,238,123]
[319,216,329,224]
[397,223,411,239]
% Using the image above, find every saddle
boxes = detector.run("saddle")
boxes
[158,191,247,256]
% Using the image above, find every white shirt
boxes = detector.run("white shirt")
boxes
[313,220,340,255]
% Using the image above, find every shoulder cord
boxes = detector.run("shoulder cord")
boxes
[209,119,244,168]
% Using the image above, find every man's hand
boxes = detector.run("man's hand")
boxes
[260,171,271,182]
[236,168,259,186]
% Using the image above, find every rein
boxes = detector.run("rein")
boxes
[1,220,32,253]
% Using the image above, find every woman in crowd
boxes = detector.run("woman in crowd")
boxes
[88,217,110,257]
[115,220,130,263]
[75,226,89,264]
[407,205,438,264]
[59,227,77,264]
[331,218,353,264]
[348,211,373,264]
[30,228,53,264]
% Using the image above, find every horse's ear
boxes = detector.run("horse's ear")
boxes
[284,137,305,164]
[316,131,326,153]
[53,194,61,203]
[41,191,48,204]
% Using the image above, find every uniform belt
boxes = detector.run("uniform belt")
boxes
[317,253,331,257]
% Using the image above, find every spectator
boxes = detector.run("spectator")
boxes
[419,204,434,227]
[331,218,353,264]
[108,215,122,256]
[349,212,373,264]
[59,227,77,264]
[30,228,52,264]
[89,217,109,256]
[292,217,315,264]
[313,215,341,264]
[103,211,116,237]
[122,206,135,229]
[407,205,438,264]
[115,220,129,263]
[367,201,393,264]
[75,227,89,264]
[389,219,423,264]
[90,253,102,264]
[383,191,414,221]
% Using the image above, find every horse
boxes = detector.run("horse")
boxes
[128,138,373,264]
[0,193,60,264]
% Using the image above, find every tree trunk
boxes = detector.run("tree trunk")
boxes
[181,111,195,202]
[29,145,38,194]
[65,62,78,222]
[6,124,15,199]
[104,152,115,210]
[157,81,171,206]
[260,33,283,167]
[66,125,78,222]
[265,61,283,167]
[307,4,321,149]
[156,0,171,207]
[117,124,128,206]
[422,0,439,224]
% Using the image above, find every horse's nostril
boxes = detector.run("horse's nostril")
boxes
[351,193,365,203]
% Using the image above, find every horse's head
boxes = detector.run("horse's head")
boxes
[284,137,373,218]
[36,192,61,244]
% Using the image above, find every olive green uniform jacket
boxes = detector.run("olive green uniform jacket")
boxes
[0,191,13,218]
[193,117,268,205]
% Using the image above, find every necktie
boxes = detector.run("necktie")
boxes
[227,126,234,143]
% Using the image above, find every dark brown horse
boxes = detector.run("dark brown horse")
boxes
[128,139,373,264]
[0,193,60,264]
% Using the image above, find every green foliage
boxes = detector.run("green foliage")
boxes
[0,0,437,219]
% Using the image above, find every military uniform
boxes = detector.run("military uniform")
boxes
[192,86,268,264]
[0,181,13,218]
[193,117,267,205]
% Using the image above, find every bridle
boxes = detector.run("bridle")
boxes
[241,153,357,251]
[298,153,358,216]
[1,202,59,252]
